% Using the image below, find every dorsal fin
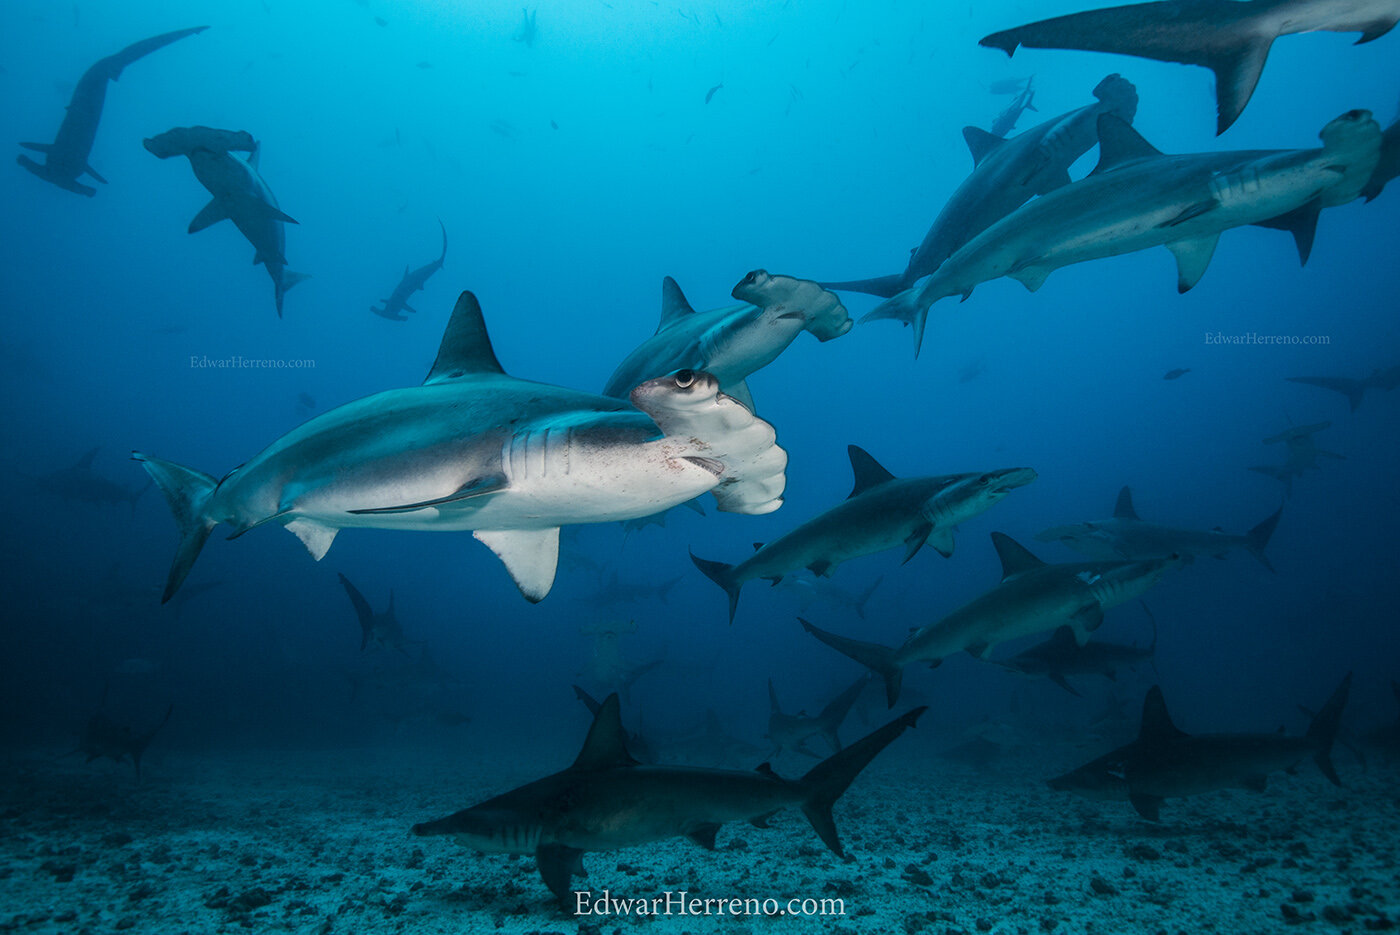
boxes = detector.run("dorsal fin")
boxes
[74,446,100,470]
[1113,486,1139,520]
[1138,686,1188,743]
[1049,625,1078,647]
[248,141,261,170]
[754,762,779,778]
[1091,114,1162,175]
[424,292,506,384]
[767,678,782,715]
[572,693,638,770]
[847,445,896,499]
[656,276,696,333]
[990,532,1045,579]
[962,126,1003,166]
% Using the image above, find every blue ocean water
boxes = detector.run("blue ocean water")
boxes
[2,0,1398,928]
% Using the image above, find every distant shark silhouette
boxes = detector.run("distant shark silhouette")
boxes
[18,26,207,195]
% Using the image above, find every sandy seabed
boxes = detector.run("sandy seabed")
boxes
[1,744,1396,935]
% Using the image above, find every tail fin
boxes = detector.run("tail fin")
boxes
[275,270,311,317]
[1285,376,1367,413]
[132,452,217,602]
[690,552,741,623]
[817,675,871,751]
[131,704,174,782]
[798,706,925,856]
[854,576,883,619]
[1306,672,1353,786]
[819,273,908,299]
[860,287,930,357]
[337,573,377,651]
[1244,505,1283,572]
[798,618,903,708]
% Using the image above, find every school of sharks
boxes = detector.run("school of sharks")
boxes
[5,0,1400,926]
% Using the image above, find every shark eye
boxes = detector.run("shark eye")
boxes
[674,370,696,388]
[978,474,992,486]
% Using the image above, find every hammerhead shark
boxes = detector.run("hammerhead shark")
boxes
[980,0,1398,133]
[372,219,448,320]
[411,694,924,904]
[134,290,787,604]
[18,26,207,195]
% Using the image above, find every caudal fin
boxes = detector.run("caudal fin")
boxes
[861,287,930,357]
[1244,505,1283,572]
[799,706,925,856]
[819,273,908,299]
[798,618,903,708]
[854,575,883,619]
[131,452,217,602]
[1306,672,1352,786]
[274,270,311,318]
[690,552,742,623]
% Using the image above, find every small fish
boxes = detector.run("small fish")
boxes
[550,119,559,130]
[490,119,518,139]
[704,82,723,104]
[375,16,387,26]
[417,60,433,69]
[297,392,316,410]
[1162,368,1191,380]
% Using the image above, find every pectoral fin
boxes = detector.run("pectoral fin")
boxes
[535,843,586,903]
[1129,792,1163,821]
[903,523,932,563]
[188,199,229,233]
[1068,604,1104,643]
[474,527,561,603]
[685,823,722,850]
[284,518,338,560]
[1166,234,1220,293]
[927,526,955,559]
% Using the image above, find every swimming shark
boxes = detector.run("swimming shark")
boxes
[994,620,1156,696]
[143,126,310,317]
[979,0,1399,133]
[779,572,883,620]
[17,26,207,196]
[135,291,786,605]
[619,498,705,538]
[692,446,1035,622]
[1047,674,1351,819]
[578,572,683,606]
[866,110,1381,355]
[68,703,174,781]
[603,272,851,412]
[821,75,1138,299]
[1286,363,1400,411]
[1249,420,1345,496]
[372,219,447,321]
[799,533,1179,707]
[990,76,1038,138]
[32,447,148,509]
[766,676,869,759]
[512,7,538,46]
[410,693,925,904]
[338,572,412,653]
[1036,486,1282,571]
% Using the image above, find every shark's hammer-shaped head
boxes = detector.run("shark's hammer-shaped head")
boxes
[630,369,787,515]
[1079,555,1179,611]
